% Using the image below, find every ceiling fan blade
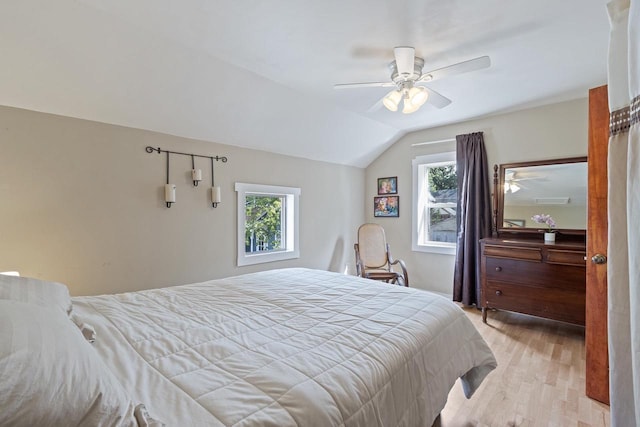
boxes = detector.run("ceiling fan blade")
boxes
[418,56,491,83]
[366,97,385,113]
[394,46,415,78]
[424,88,452,109]
[334,81,395,89]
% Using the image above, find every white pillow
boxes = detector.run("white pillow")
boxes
[0,300,140,427]
[0,274,72,316]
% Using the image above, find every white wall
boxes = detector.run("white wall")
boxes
[364,98,589,296]
[0,106,365,296]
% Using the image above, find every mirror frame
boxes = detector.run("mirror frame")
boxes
[493,156,588,239]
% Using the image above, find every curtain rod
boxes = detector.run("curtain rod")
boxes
[411,138,455,147]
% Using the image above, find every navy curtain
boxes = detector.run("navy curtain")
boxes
[453,132,491,306]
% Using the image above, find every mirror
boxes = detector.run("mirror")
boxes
[495,157,587,236]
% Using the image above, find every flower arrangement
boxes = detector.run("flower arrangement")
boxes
[531,214,556,232]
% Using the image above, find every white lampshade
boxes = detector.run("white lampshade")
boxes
[382,90,402,111]
[402,97,420,114]
[165,184,176,203]
[408,86,429,107]
[211,186,221,204]
[504,182,520,193]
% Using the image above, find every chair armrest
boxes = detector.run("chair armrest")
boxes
[387,244,409,286]
[388,258,409,285]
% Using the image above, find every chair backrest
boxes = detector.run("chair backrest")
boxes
[357,223,389,269]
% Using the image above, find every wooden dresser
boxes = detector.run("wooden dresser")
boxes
[480,237,587,325]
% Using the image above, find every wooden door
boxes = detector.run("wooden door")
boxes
[586,85,609,404]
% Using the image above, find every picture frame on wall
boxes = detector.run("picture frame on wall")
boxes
[374,196,399,217]
[377,177,397,195]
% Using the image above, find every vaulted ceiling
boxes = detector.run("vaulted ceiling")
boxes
[0,1,609,167]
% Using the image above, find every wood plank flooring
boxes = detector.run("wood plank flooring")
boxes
[439,307,610,427]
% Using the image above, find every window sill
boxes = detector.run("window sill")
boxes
[237,249,300,266]
[411,243,456,255]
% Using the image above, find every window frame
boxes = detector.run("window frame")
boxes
[411,152,457,255]
[235,183,300,266]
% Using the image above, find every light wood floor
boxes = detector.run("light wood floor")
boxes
[439,307,610,427]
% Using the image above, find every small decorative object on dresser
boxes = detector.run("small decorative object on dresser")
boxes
[531,214,556,243]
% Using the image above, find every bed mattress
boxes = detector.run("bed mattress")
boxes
[72,268,496,426]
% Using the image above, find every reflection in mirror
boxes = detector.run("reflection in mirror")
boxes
[496,157,588,235]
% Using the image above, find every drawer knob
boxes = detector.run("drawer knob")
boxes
[495,290,502,296]
[495,266,502,272]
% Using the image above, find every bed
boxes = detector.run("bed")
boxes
[1,268,496,427]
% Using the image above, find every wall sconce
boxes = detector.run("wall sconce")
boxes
[210,157,221,208]
[191,155,202,187]
[165,184,176,208]
[146,146,227,209]
[165,152,175,208]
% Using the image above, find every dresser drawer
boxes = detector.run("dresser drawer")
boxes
[485,281,586,325]
[483,244,542,261]
[485,257,586,291]
[547,249,587,266]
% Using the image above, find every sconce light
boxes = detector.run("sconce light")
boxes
[191,155,202,187]
[146,146,227,209]
[165,184,176,208]
[165,152,175,208]
[211,157,220,208]
[211,187,221,208]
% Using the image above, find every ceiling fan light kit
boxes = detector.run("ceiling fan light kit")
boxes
[382,90,402,111]
[334,46,490,114]
[504,182,521,193]
[383,85,429,114]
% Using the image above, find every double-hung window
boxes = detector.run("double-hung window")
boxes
[412,152,458,254]
[235,183,300,266]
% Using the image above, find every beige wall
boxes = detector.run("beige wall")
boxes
[364,98,589,296]
[0,106,365,296]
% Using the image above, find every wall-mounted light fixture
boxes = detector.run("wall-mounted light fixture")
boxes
[165,151,176,208]
[211,157,221,208]
[191,155,202,187]
[146,146,228,209]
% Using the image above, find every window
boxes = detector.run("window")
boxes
[412,152,457,254]
[235,183,300,266]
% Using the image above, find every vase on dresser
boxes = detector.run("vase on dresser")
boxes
[544,232,556,243]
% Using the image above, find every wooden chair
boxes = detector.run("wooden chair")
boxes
[354,223,409,287]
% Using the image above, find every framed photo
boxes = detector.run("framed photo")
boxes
[377,177,398,195]
[374,196,399,217]
[503,219,525,228]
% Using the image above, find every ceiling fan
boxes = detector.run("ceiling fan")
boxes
[504,171,547,193]
[334,47,490,114]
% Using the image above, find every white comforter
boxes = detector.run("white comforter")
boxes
[72,268,496,427]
